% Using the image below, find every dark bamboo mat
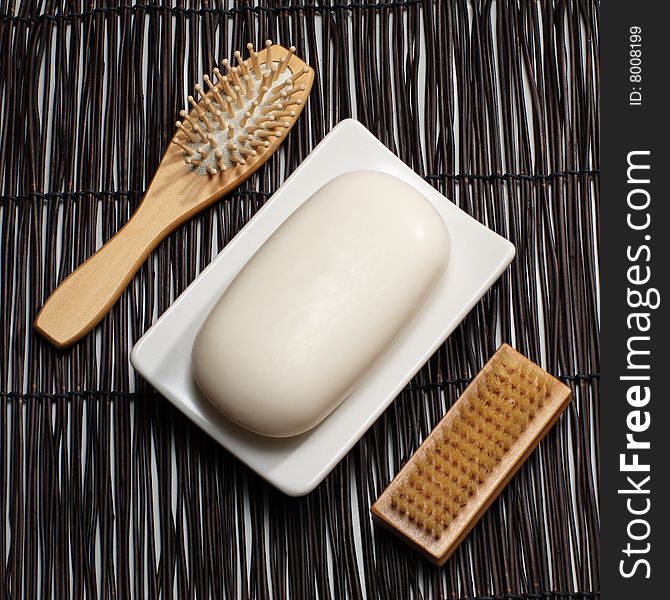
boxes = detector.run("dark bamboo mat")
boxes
[0,1,599,598]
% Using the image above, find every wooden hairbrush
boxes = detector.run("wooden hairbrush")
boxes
[34,41,314,348]
[371,344,571,565]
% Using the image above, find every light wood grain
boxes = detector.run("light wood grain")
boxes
[34,45,314,348]
[371,344,572,566]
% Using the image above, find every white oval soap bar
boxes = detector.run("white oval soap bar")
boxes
[192,171,450,437]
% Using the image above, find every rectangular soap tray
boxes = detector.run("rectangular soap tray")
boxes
[130,118,516,496]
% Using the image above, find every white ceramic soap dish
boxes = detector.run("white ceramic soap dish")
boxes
[130,119,515,496]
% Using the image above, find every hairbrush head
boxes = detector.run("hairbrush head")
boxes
[171,41,312,176]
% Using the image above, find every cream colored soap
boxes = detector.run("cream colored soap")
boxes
[192,171,450,437]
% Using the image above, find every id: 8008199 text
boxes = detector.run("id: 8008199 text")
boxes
[629,26,643,106]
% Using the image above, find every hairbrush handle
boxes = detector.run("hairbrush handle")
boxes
[34,198,169,348]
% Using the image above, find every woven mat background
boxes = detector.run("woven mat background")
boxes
[1,1,599,598]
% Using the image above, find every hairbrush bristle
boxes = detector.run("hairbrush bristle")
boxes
[171,41,306,176]
[372,345,572,565]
